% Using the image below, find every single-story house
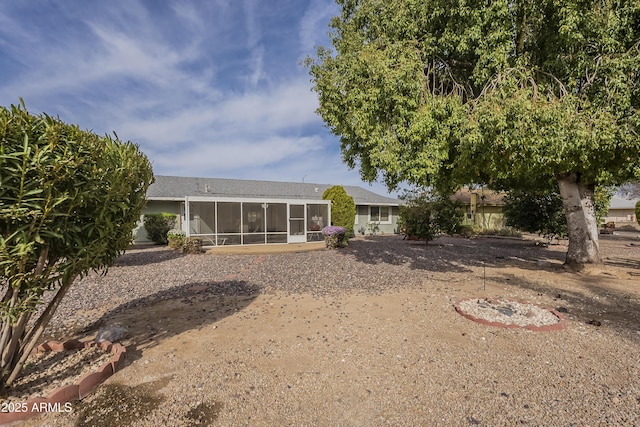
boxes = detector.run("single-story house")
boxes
[453,190,640,229]
[604,196,639,224]
[452,188,507,229]
[134,175,401,245]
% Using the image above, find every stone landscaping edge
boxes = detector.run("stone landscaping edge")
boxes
[454,298,567,332]
[0,339,126,426]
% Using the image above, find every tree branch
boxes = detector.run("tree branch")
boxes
[6,270,76,386]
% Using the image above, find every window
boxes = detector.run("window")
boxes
[369,206,391,224]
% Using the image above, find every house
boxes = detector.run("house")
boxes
[451,188,507,229]
[135,175,401,245]
[604,196,639,225]
[452,190,640,230]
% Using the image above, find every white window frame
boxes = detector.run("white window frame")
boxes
[369,205,392,224]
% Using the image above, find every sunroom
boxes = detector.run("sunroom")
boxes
[183,196,331,246]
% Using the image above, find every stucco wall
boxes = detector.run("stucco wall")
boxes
[604,208,637,224]
[462,205,506,229]
[354,205,400,235]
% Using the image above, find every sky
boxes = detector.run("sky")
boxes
[0,0,399,197]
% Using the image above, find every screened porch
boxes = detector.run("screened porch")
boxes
[184,198,330,246]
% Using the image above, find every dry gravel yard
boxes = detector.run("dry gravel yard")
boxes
[17,233,640,426]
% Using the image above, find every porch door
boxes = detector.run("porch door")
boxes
[288,204,306,243]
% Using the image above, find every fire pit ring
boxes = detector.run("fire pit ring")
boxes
[454,298,566,331]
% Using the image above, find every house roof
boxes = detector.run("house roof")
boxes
[609,196,640,210]
[451,188,506,206]
[147,175,400,206]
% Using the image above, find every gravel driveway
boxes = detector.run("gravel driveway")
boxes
[22,234,640,426]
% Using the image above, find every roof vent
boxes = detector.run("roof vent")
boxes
[314,187,319,192]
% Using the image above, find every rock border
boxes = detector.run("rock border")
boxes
[454,298,567,332]
[0,339,126,425]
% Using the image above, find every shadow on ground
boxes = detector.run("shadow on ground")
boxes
[114,246,187,267]
[342,235,567,273]
[484,269,640,335]
[79,280,261,364]
[343,235,640,334]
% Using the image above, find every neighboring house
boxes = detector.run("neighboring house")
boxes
[604,196,639,224]
[451,190,640,229]
[135,175,401,245]
[451,188,507,229]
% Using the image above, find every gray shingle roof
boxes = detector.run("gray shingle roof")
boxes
[147,175,400,206]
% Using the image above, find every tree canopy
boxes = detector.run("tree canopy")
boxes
[307,0,640,265]
[0,103,153,388]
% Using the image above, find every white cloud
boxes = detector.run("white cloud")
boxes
[299,0,338,55]
[112,76,319,148]
[248,46,266,88]
[0,1,397,199]
[171,1,205,31]
[150,135,326,172]
[243,0,261,48]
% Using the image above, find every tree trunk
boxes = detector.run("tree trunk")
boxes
[557,173,602,268]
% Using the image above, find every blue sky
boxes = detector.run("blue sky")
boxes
[0,0,398,197]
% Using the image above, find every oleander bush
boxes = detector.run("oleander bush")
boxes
[0,102,153,390]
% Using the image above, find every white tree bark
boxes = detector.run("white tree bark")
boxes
[557,173,602,267]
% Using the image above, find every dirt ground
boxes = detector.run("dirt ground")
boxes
[17,233,640,426]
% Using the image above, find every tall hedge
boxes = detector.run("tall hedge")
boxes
[322,186,356,237]
[0,102,153,389]
[636,201,640,226]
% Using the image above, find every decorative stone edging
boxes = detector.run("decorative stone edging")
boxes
[0,339,126,425]
[454,298,567,332]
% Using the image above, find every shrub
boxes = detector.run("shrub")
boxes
[504,187,613,242]
[397,191,464,244]
[143,213,177,245]
[504,190,567,242]
[0,102,153,388]
[636,201,640,226]
[322,186,356,239]
[365,222,380,235]
[182,237,203,254]
[322,225,346,248]
[167,229,186,250]
[458,224,482,237]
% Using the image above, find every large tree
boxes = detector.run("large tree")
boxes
[0,103,153,390]
[307,0,640,267]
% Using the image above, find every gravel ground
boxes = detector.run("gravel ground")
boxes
[17,233,640,426]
